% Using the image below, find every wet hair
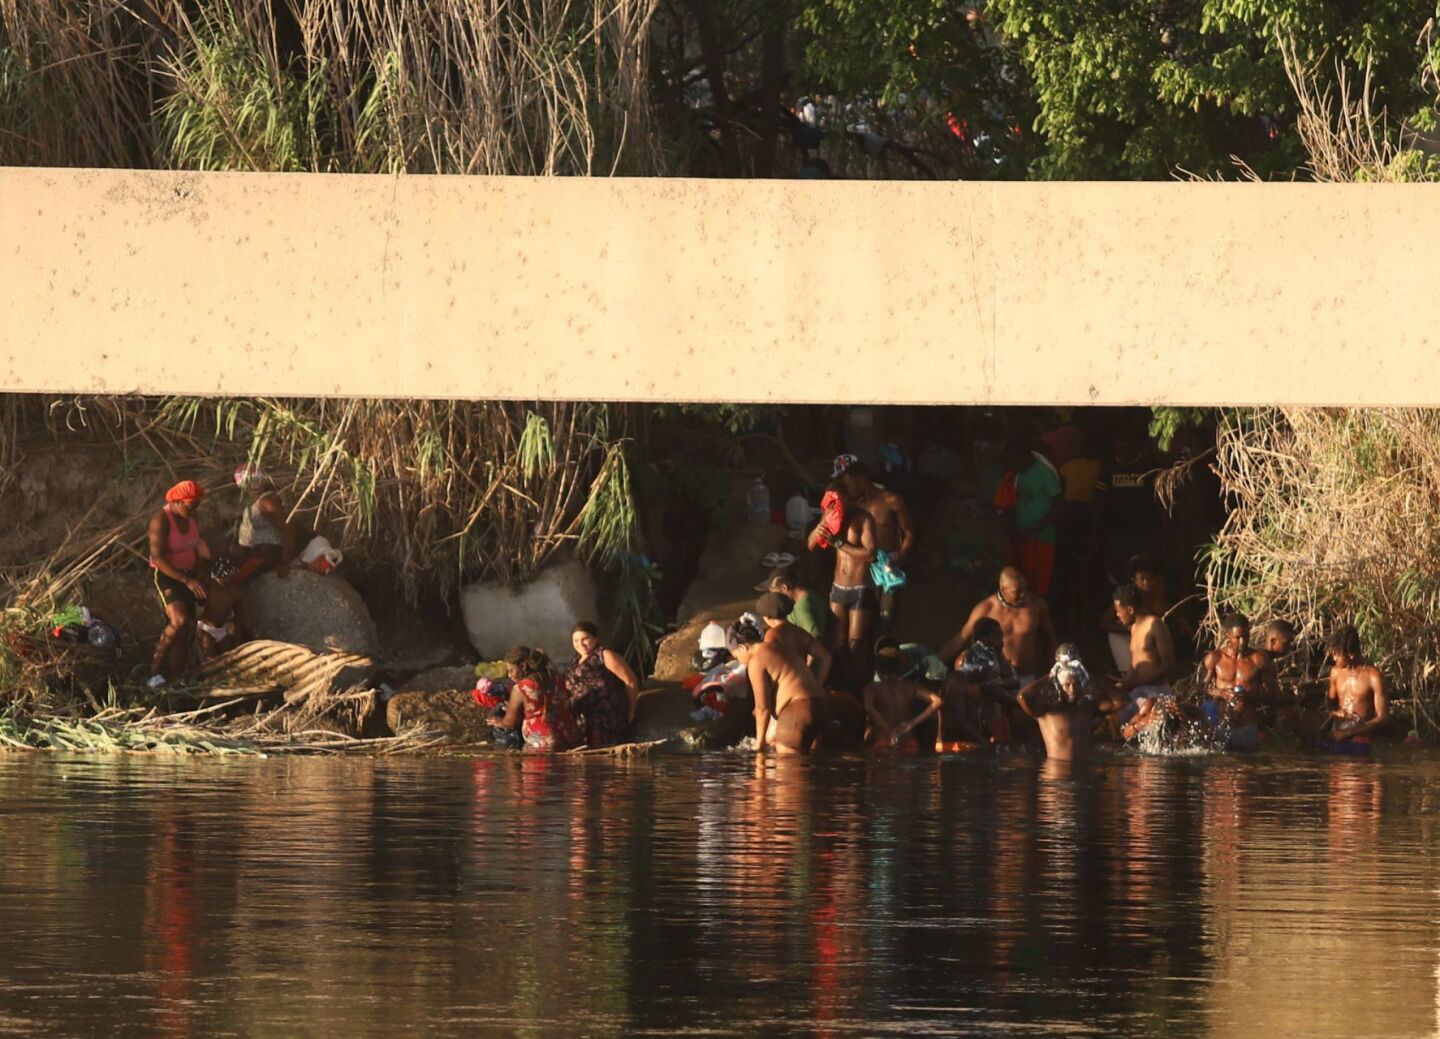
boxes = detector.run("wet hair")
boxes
[726,619,765,650]
[1219,612,1250,632]
[1326,624,1363,661]
[768,565,800,592]
[1266,619,1296,640]
[1112,583,1141,609]
[1126,554,1163,580]
[503,645,552,680]
[755,592,794,620]
[973,617,1003,643]
[572,621,599,638]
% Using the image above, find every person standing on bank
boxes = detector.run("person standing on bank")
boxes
[807,479,878,682]
[147,480,212,687]
[841,460,915,633]
[566,622,642,746]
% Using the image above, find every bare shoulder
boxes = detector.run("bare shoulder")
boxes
[1202,648,1220,666]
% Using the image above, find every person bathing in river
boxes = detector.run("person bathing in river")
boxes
[566,622,641,747]
[807,480,878,684]
[756,592,832,687]
[840,460,915,633]
[939,618,1018,747]
[1200,613,1283,728]
[766,565,829,642]
[147,480,212,687]
[1321,625,1389,755]
[940,567,1055,687]
[862,641,941,753]
[1108,583,1176,726]
[1017,645,1125,762]
[727,619,833,755]
[490,646,581,752]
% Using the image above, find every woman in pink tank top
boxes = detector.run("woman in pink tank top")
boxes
[147,480,212,686]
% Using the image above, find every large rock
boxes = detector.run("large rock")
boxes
[247,570,380,655]
[652,519,794,682]
[386,688,492,742]
[460,558,598,662]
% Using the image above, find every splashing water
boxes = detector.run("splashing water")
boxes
[1132,712,1228,757]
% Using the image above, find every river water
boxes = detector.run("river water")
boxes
[2,749,1438,1038]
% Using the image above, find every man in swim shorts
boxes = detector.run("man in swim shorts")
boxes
[840,460,915,633]
[1109,582,1176,726]
[807,479,878,684]
[1321,624,1389,755]
[728,618,833,755]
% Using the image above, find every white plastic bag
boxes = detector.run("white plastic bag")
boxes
[299,535,343,574]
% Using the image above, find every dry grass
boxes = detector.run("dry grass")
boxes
[2,0,665,175]
[1204,409,1440,730]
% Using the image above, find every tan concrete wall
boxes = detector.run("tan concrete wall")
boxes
[2,167,1437,405]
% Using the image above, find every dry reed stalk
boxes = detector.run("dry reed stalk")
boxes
[1205,408,1440,730]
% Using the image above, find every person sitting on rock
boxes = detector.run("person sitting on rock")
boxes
[147,480,212,687]
[489,646,581,752]
[195,466,303,660]
[566,622,641,747]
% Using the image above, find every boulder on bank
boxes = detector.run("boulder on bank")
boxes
[384,665,490,741]
[653,519,794,682]
[247,570,380,656]
[387,689,492,742]
[460,558,598,662]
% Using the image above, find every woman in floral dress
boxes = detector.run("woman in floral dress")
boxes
[565,622,641,748]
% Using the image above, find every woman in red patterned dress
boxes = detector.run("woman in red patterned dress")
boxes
[488,646,581,752]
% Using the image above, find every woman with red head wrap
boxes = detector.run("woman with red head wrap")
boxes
[147,480,212,686]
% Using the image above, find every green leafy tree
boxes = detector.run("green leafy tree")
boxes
[985,0,1437,178]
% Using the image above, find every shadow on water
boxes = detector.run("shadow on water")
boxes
[1,750,1439,1037]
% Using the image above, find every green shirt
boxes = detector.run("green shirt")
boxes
[1015,458,1062,544]
[790,590,829,640]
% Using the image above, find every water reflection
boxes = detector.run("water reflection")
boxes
[0,752,1438,1037]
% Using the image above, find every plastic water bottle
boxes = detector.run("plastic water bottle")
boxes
[747,478,771,524]
[785,493,810,532]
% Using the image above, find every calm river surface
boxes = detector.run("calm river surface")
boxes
[2,749,1439,1038]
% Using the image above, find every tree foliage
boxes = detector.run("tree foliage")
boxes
[985,0,1438,178]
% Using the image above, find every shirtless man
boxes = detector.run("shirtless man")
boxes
[1200,613,1282,727]
[1017,646,1124,761]
[1322,624,1388,755]
[940,617,1018,746]
[940,567,1055,684]
[841,461,915,632]
[862,643,942,753]
[728,619,832,755]
[755,591,832,687]
[1109,582,1176,725]
[807,479,878,672]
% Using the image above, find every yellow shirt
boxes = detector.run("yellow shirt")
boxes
[1060,457,1101,503]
